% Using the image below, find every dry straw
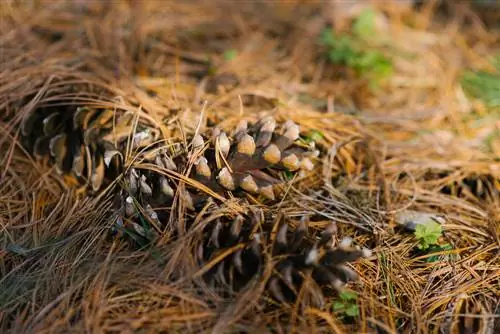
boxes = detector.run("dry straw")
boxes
[1,1,499,333]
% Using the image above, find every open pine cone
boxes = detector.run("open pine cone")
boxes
[21,106,133,192]
[118,115,320,210]
[196,210,371,307]
[20,105,371,305]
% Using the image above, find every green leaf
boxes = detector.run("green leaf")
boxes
[333,291,359,317]
[345,304,360,317]
[304,130,324,143]
[339,290,358,301]
[353,8,376,39]
[333,301,346,311]
[414,221,442,250]
[426,243,453,263]
[320,29,337,47]
[461,70,500,107]
[323,32,357,65]
[223,49,238,61]
[282,170,294,180]
[352,51,392,77]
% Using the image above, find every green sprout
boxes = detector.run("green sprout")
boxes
[414,221,443,250]
[320,8,393,89]
[332,290,359,318]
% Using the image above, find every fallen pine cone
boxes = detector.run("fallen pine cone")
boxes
[20,103,371,305]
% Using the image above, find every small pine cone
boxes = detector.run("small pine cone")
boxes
[197,212,371,306]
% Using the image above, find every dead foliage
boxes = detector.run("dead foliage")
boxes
[1,1,498,333]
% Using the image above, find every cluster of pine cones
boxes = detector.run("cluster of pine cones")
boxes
[20,103,371,306]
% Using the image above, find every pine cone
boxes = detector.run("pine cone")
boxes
[119,116,320,209]
[111,115,370,304]
[20,106,154,193]
[20,105,371,305]
[196,210,371,307]
[440,295,493,334]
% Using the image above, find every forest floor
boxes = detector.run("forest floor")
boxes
[0,1,499,333]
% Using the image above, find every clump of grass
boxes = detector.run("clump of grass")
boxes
[320,8,393,89]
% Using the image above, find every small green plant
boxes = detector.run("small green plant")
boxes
[414,221,443,250]
[426,243,454,263]
[320,8,393,89]
[332,290,359,318]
